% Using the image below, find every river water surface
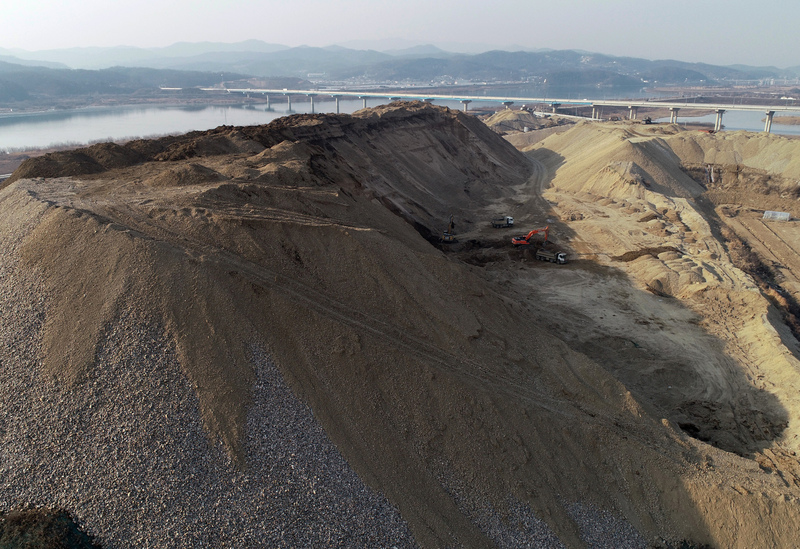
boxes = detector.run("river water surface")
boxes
[1,97,797,152]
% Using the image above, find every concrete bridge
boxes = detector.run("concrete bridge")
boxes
[202,87,800,133]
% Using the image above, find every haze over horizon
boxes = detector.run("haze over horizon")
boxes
[4,0,798,69]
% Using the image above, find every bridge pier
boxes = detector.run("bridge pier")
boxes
[628,106,638,120]
[714,109,725,132]
[669,107,680,124]
[550,103,560,113]
[307,94,316,114]
[359,96,368,109]
[265,94,272,111]
[332,95,341,114]
[765,110,775,133]
[502,101,514,109]
[286,94,292,113]
[461,100,472,112]
[591,105,599,119]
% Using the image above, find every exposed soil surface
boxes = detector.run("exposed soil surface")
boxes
[3,103,800,548]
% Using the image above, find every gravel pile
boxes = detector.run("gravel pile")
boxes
[566,503,646,549]
[0,191,651,548]
[0,199,415,548]
[435,471,566,548]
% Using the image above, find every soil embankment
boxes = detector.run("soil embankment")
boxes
[3,103,800,547]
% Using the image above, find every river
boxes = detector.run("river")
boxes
[1,95,797,152]
[0,100,360,151]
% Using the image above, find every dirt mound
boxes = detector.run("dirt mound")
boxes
[154,129,266,161]
[144,163,225,188]
[4,105,800,548]
[7,151,105,182]
[5,142,144,186]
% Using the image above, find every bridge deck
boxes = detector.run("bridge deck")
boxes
[201,88,800,114]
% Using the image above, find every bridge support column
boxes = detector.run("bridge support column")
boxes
[550,103,560,113]
[628,106,638,120]
[591,105,599,119]
[502,101,514,109]
[669,107,680,124]
[765,110,775,133]
[714,109,725,132]
[333,95,341,114]
[359,96,368,109]
[308,94,316,114]
[461,100,472,112]
[286,95,292,113]
[265,95,272,111]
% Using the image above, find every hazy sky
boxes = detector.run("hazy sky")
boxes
[4,0,798,67]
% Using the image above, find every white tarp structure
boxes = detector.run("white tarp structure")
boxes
[763,210,791,221]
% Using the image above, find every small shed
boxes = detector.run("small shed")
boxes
[763,211,791,222]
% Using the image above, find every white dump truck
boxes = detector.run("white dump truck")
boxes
[491,216,514,228]
[535,248,567,264]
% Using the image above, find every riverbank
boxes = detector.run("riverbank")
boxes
[775,115,800,125]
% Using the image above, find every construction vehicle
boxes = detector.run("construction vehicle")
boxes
[511,226,549,246]
[441,215,456,243]
[491,216,514,228]
[535,248,567,264]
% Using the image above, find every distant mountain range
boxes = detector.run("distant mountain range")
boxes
[0,41,796,106]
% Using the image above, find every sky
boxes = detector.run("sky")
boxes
[3,0,798,68]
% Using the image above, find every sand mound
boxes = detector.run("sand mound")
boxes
[522,119,800,535]
[4,105,800,548]
[524,124,704,199]
[484,109,572,134]
[669,130,800,179]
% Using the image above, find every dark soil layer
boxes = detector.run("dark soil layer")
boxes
[0,508,101,549]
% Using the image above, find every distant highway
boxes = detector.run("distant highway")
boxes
[199,87,800,132]
[201,87,800,114]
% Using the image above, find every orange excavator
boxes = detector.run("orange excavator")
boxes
[511,226,549,246]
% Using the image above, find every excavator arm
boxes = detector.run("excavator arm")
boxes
[511,226,549,246]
